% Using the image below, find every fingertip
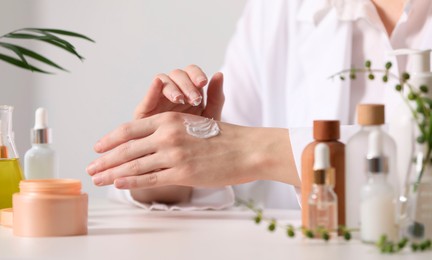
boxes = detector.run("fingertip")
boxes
[114,178,127,189]
[94,141,103,153]
[213,72,223,81]
[86,162,97,176]
[195,76,208,88]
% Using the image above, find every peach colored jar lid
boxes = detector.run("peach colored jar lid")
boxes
[19,179,82,195]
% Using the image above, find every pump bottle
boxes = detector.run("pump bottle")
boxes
[24,108,58,179]
[388,49,432,196]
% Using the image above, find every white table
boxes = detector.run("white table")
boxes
[1,198,431,260]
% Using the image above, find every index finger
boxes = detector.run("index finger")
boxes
[94,116,158,153]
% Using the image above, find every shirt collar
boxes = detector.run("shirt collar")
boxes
[297,0,414,26]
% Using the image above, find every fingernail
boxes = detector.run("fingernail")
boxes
[115,178,127,188]
[172,94,185,105]
[86,162,98,175]
[191,96,202,106]
[94,141,103,152]
[92,175,104,186]
[196,76,207,85]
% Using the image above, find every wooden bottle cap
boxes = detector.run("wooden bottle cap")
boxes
[357,104,385,125]
[313,120,340,141]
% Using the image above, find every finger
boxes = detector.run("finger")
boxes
[87,138,156,176]
[91,154,165,186]
[157,74,186,105]
[94,116,158,153]
[114,168,178,189]
[184,64,208,88]
[134,77,164,120]
[169,69,203,107]
[203,72,224,120]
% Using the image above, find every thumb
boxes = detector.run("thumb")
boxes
[134,77,164,120]
[203,72,224,120]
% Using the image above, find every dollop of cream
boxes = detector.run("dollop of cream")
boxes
[184,117,220,139]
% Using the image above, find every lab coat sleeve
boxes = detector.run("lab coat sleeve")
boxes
[107,187,235,211]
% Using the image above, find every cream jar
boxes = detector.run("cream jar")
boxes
[13,179,88,237]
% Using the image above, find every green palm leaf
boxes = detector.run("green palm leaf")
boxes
[0,27,93,73]
[0,42,67,71]
[23,28,95,42]
[0,53,50,74]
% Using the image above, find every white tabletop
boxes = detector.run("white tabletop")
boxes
[0,198,431,260]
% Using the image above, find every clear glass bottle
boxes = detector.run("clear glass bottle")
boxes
[308,143,338,232]
[0,105,24,209]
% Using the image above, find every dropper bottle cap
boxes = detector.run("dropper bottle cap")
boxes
[367,130,388,174]
[31,108,52,144]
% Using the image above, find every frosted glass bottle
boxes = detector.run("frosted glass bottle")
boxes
[361,130,397,243]
[346,104,398,228]
[24,108,58,179]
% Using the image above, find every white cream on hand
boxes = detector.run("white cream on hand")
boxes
[183,116,220,139]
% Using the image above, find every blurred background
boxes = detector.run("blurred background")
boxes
[0,0,247,197]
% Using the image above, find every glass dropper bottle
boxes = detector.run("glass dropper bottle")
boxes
[0,105,24,209]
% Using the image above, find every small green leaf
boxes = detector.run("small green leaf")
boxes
[268,220,276,232]
[408,92,417,100]
[365,60,371,68]
[420,85,429,93]
[305,230,314,238]
[344,231,351,241]
[402,72,410,81]
[385,62,392,70]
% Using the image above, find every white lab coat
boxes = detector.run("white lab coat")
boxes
[111,0,432,210]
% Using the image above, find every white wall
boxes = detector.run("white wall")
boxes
[0,0,247,197]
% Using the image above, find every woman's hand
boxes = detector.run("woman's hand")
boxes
[86,112,300,190]
[135,65,224,120]
[110,65,223,204]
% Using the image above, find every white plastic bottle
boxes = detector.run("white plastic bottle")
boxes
[346,104,398,228]
[24,108,58,179]
[361,130,397,243]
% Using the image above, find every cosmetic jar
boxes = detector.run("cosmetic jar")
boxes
[12,179,88,237]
